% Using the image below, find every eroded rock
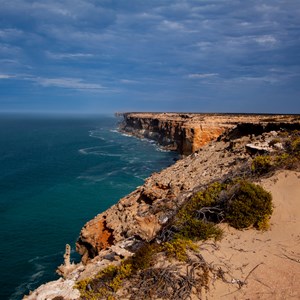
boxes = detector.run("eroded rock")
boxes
[57,244,77,278]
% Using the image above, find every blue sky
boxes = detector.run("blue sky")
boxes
[0,0,300,114]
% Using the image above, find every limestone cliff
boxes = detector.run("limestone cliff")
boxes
[119,113,300,155]
[24,113,300,300]
[76,114,300,263]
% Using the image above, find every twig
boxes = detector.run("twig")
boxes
[280,253,300,264]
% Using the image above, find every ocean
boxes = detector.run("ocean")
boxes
[0,114,178,299]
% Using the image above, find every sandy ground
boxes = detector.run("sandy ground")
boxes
[197,170,300,300]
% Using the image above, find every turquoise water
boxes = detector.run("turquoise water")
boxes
[0,114,177,299]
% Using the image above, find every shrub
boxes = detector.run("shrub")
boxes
[75,261,134,299]
[251,155,273,175]
[173,182,224,242]
[224,180,272,229]
[176,182,225,225]
[177,219,223,242]
[162,238,198,261]
[269,138,281,147]
[291,137,300,153]
[131,242,161,271]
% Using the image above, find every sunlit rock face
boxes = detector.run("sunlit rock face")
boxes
[119,112,300,155]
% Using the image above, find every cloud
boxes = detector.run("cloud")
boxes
[254,35,277,46]
[0,74,14,79]
[120,79,139,84]
[0,28,23,39]
[160,20,184,31]
[46,52,94,59]
[33,77,105,90]
[234,75,279,84]
[0,0,299,113]
[188,73,219,79]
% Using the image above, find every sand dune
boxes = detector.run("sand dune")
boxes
[201,170,300,300]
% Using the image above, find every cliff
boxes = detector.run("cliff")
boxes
[119,112,300,155]
[24,113,300,300]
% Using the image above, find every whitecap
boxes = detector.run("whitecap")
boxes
[10,253,57,300]
[10,270,45,300]
[155,147,171,152]
[79,147,123,157]
[78,175,108,183]
[88,130,105,140]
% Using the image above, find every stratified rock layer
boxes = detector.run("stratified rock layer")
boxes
[119,113,300,155]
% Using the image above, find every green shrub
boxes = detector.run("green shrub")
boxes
[291,137,300,153]
[173,182,224,242]
[177,219,223,242]
[176,182,224,226]
[131,242,161,271]
[192,182,224,207]
[75,259,134,299]
[162,238,198,261]
[75,242,163,299]
[224,180,272,229]
[251,155,273,174]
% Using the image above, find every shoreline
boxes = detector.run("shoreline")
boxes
[24,113,300,299]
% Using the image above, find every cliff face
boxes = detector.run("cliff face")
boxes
[119,113,300,155]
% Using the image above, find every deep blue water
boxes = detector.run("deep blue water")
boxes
[0,114,177,299]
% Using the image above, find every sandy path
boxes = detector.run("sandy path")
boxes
[200,170,300,300]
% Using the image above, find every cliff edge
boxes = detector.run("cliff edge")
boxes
[24,113,300,300]
[119,112,300,155]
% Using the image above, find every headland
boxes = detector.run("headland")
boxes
[25,112,300,300]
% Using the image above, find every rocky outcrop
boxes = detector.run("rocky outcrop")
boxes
[57,244,78,278]
[118,113,300,155]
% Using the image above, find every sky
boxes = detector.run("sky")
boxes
[0,0,300,114]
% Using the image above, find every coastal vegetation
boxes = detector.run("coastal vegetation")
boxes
[75,128,300,300]
[251,130,300,175]
[75,178,273,299]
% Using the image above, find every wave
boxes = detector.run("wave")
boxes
[9,252,62,300]
[79,147,123,157]
[120,132,135,138]
[109,129,119,133]
[78,171,119,183]
[88,130,105,140]
[155,147,172,152]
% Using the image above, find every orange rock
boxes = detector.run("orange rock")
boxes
[76,217,114,264]
[120,113,299,155]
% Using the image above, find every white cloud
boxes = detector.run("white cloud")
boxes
[33,77,105,90]
[120,79,139,84]
[46,52,94,59]
[0,74,14,79]
[255,4,279,13]
[31,2,75,18]
[0,28,23,38]
[160,20,184,31]
[228,75,279,84]
[254,35,277,46]
[0,43,21,55]
[188,73,219,79]
[135,12,162,20]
